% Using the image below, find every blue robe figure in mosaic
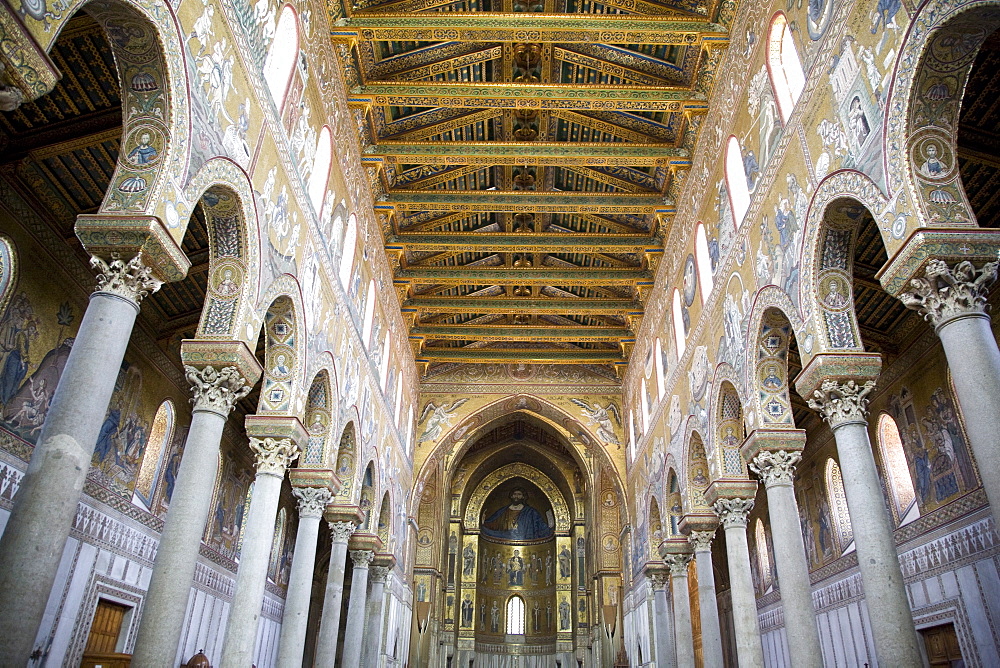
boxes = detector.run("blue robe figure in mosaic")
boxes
[482,488,553,541]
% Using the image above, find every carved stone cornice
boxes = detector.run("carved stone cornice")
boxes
[293,486,332,519]
[807,379,876,429]
[76,214,190,283]
[749,450,801,488]
[249,437,301,476]
[900,258,998,330]
[663,553,692,576]
[329,520,358,543]
[712,498,754,529]
[350,549,375,568]
[90,253,163,304]
[184,365,253,416]
[687,530,716,552]
[245,415,309,452]
[740,429,806,464]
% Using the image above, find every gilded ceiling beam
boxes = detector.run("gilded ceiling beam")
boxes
[411,325,632,342]
[414,348,627,363]
[396,267,651,285]
[388,232,656,252]
[364,141,687,167]
[383,109,502,140]
[348,83,706,112]
[380,191,666,214]
[402,296,641,315]
[333,15,727,44]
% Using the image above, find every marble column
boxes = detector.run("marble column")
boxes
[648,570,675,668]
[276,486,332,668]
[221,436,301,668]
[0,254,163,661]
[341,549,375,667]
[749,450,822,668]
[688,531,725,668]
[362,562,392,667]
[314,520,357,665]
[663,554,694,668]
[713,498,765,668]
[901,257,1000,531]
[133,355,257,665]
[808,378,923,665]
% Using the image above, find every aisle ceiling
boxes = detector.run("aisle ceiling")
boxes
[329,0,732,376]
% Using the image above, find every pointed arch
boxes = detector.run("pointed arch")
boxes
[767,12,806,122]
[0,234,18,317]
[876,413,918,524]
[263,5,299,109]
[134,399,175,508]
[648,496,664,558]
[725,136,751,225]
[825,458,853,552]
[302,370,333,466]
[744,290,804,431]
[334,417,359,503]
[754,518,773,591]
[717,381,747,477]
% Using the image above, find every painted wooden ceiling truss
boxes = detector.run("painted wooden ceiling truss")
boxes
[329,0,732,375]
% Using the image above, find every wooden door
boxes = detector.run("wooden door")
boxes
[81,599,131,668]
[921,622,964,668]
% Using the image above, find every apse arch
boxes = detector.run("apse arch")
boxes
[463,463,571,535]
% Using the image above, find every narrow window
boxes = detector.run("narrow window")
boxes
[672,288,686,358]
[726,136,751,225]
[755,518,772,590]
[695,222,714,304]
[506,595,525,634]
[308,126,332,214]
[877,413,919,522]
[362,281,376,346]
[263,6,299,108]
[339,213,358,290]
[640,382,650,434]
[825,458,854,550]
[654,338,666,400]
[768,13,806,122]
[134,400,175,508]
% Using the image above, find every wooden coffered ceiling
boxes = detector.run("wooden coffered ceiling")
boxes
[329,0,733,376]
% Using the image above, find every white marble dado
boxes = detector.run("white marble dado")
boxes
[0,455,286,668]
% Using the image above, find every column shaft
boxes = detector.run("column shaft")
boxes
[221,471,284,667]
[652,582,675,668]
[833,421,923,665]
[670,572,694,668]
[362,573,388,666]
[341,550,374,667]
[693,548,724,668]
[937,315,1000,530]
[0,291,138,661]
[133,406,228,665]
[314,534,351,664]
[723,524,765,668]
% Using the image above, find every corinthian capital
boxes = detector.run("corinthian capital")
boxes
[712,498,754,529]
[900,258,998,329]
[647,571,670,590]
[293,487,332,519]
[249,437,300,476]
[749,450,801,487]
[185,365,252,415]
[350,549,375,568]
[329,520,357,543]
[370,565,391,582]
[91,253,163,304]
[807,379,875,428]
[688,530,716,552]
[663,553,692,576]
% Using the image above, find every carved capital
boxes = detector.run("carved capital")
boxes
[749,450,801,488]
[185,365,253,415]
[249,437,300,477]
[0,84,25,112]
[663,553,691,576]
[712,497,754,529]
[807,379,876,428]
[688,530,716,552]
[293,486,332,519]
[370,564,391,582]
[900,258,998,329]
[647,571,670,590]
[329,520,357,543]
[91,252,162,304]
[350,549,375,568]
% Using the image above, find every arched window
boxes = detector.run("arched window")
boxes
[768,13,806,122]
[362,281,376,346]
[640,382,650,434]
[339,213,358,289]
[394,379,403,420]
[134,400,175,508]
[236,481,254,559]
[380,337,391,389]
[877,413,919,523]
[269,507,287,581]
[755,518,772,590]
[672,288,686,358]
[825,458,853,550]
[695,222,714,304]
[263,6,299,108]
[0,234,17,317]
[725,136,751,225]
[506,595,525,634]
[405,405,415,453]
[628,410,637,462]
[307,126,332,214]
[654,338,666,400]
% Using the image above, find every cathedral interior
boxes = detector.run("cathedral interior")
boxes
[1,0,1000,665]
